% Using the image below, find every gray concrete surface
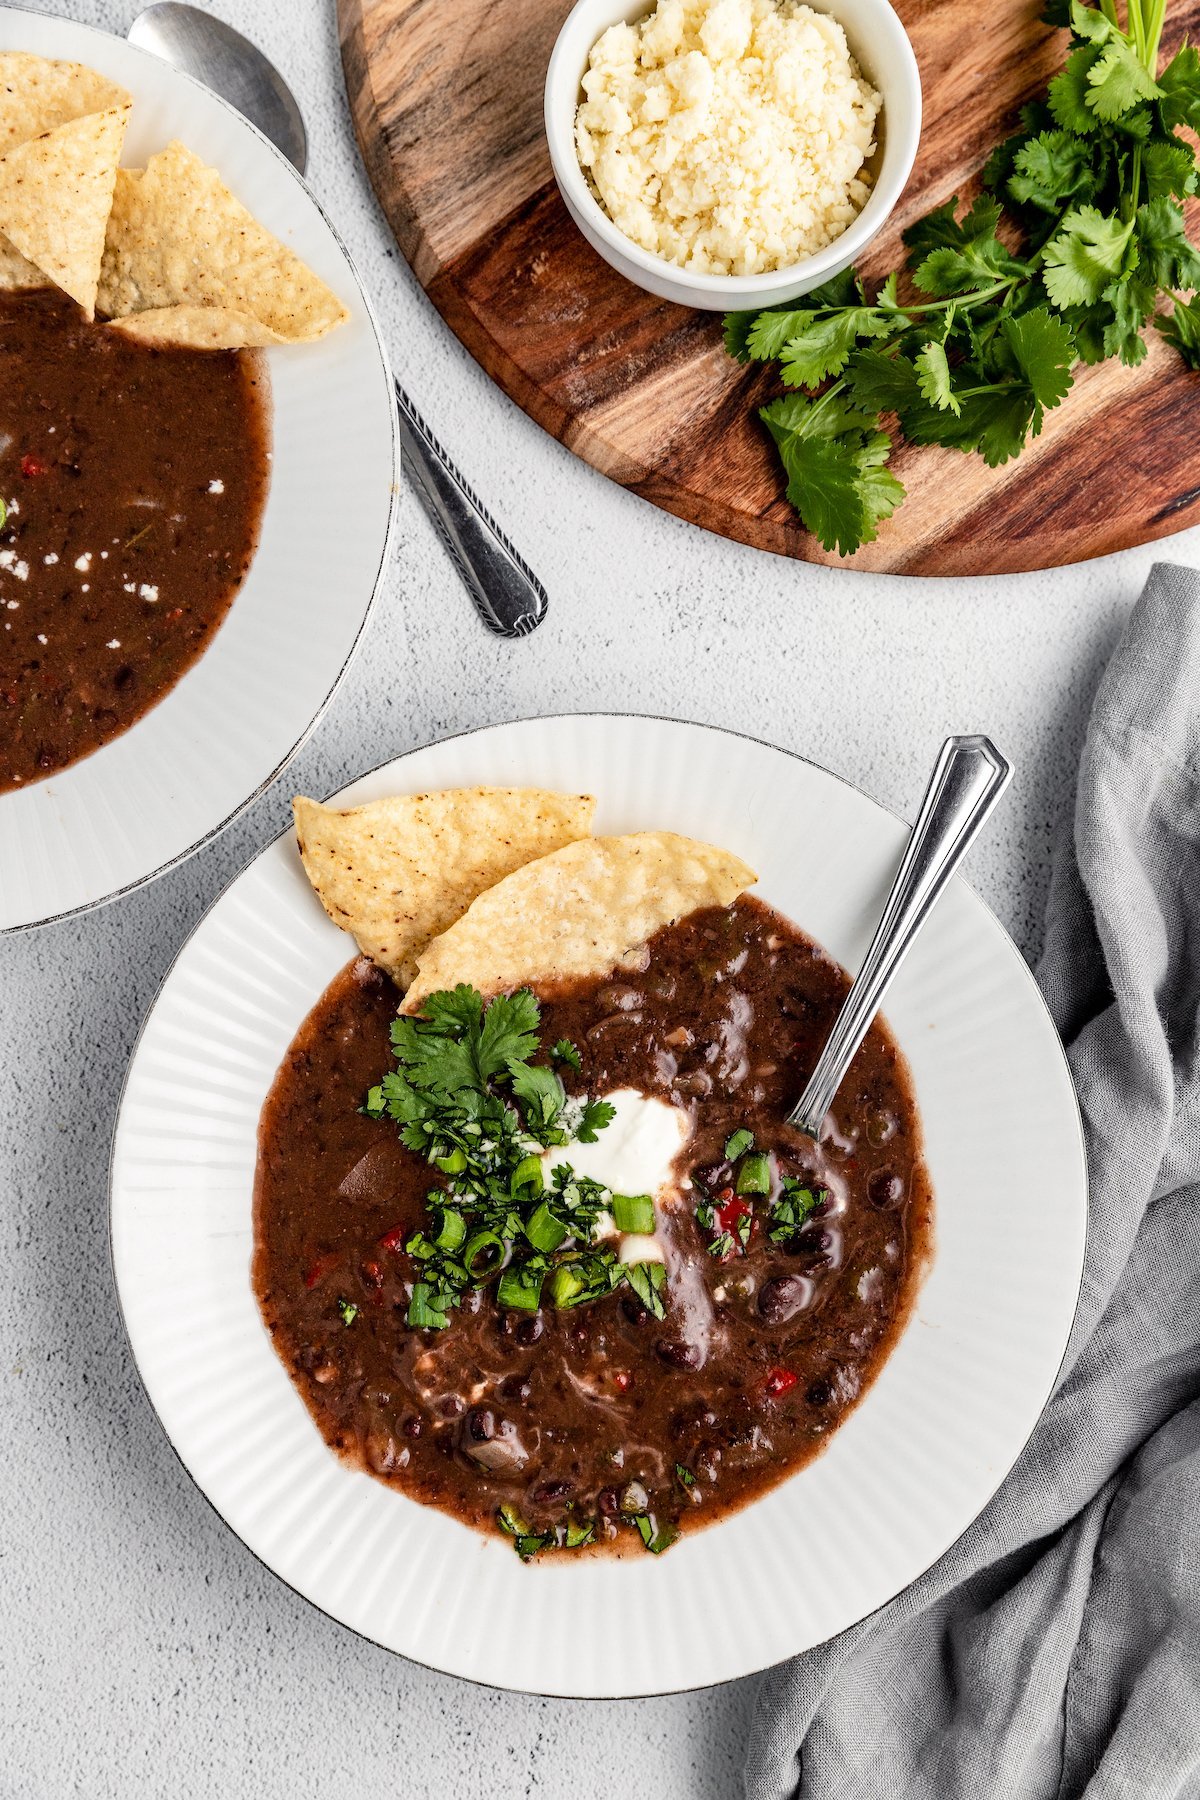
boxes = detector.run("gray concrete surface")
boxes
[3,2,1196,1795]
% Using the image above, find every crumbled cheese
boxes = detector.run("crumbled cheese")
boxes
[106,639,121,649]
[139,583,159,602]
[575,0,880,276]
[207,479,225,494]
[36,632,47,644]
[0,548,29,581]
[43,553,58,566]
[74,552,91,572]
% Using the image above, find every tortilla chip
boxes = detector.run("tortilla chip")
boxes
[0,53,129,151]
[0,231,45,291]
[0,105,129,317]
[294,789,598,989]
[98,142,349,345]
[109,304,286,349]
[402,832,758,1014]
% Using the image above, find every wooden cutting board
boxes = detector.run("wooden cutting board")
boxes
[338,0,1200,575]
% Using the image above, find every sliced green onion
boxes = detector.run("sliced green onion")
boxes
[407,1281,451,1329]
[434,1145,467,1175]
[724,1127,754,1162]
[430,1205,466,1252]
[611,1192,655,1234]
[735,1151,772,1196]
[674,1462,695,1489]
[549,1264,585,1308]
[336,1297,358,1327]
[496,1261,545,1312]
[525,1200,568,1254]
[511,1153,544,1195]
[565,1518,595,1548]
[461,1229,507,1279]
[633,1513,679,1555]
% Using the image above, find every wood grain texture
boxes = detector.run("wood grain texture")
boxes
[339,0,1200,574]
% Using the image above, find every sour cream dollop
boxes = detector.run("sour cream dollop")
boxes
[542,1087,688,1263]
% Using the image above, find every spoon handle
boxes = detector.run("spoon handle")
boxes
[395,382,548,638]
[788,735,1012,1138]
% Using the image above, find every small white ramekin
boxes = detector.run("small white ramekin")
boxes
[544,0,922,312]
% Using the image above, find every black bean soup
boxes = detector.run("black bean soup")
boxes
[0,289,271,791]
[254,896,932,1556]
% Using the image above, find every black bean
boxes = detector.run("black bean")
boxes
[655,1338,703,1371]
[401,1414,423,1439]
[498,1372,532,1404]
[869,1171,904,1208]
[807,1379,833,1407]
[597,1486,621,1518]
[621,1296,651,1327]
[515,1313,545,1346]
[530,1477,573,1503]
[465,1406,495,1442]
[757,1274,810,1324]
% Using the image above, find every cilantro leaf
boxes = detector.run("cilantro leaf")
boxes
[476,988,541,1081]
[1008,129,1101,211]
[551,1038,582,1071]
[1139,138,1196,202]
[723,309,761,362]
[1157,293,1200,368]
[915,338,961,415]
[1158,44,1200,135]
[1042,205,1134,306]
[1136,197,1200,291]
[1086,37,1162,121]
[506,1059,566,1138]
[577,1096,617,1142]
[1001,306,1076,410]
[844,348,924,414]
[761,392,903,556]
[772,309,893,385]
[1048,45,1105,132]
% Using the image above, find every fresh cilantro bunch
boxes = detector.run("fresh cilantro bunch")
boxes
[725,0,1200,556]
[364,985,668,1330]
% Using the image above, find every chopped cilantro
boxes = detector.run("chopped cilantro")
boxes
[367,987,666,1331]
[335,1297,358,1327]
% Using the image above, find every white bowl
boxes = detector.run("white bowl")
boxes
[111,715,1087,1698]
[0,8,398,932]
[545,0,922,312]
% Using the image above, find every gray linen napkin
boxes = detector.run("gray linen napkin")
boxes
[747,561,1200,1800]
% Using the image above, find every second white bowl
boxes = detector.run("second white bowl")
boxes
[545,0,922,312]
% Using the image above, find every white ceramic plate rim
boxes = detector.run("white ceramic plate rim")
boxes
[0,6,398,933]
[109,713,1088,1697]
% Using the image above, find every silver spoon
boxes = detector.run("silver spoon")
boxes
[790,735,1012,1138]
[127,2,548,640]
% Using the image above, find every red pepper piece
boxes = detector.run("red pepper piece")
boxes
[302,1257,331,1289]
[763,1367,798,1399]
[360,1259,384,1290]
[378,1223,406,1253]
[614,1370,633,1394]
[20,453,47,478]
[715,1191,752,1236]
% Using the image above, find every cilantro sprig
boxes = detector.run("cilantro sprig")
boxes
[726,0,1200,555]
[365,986,667,1330]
